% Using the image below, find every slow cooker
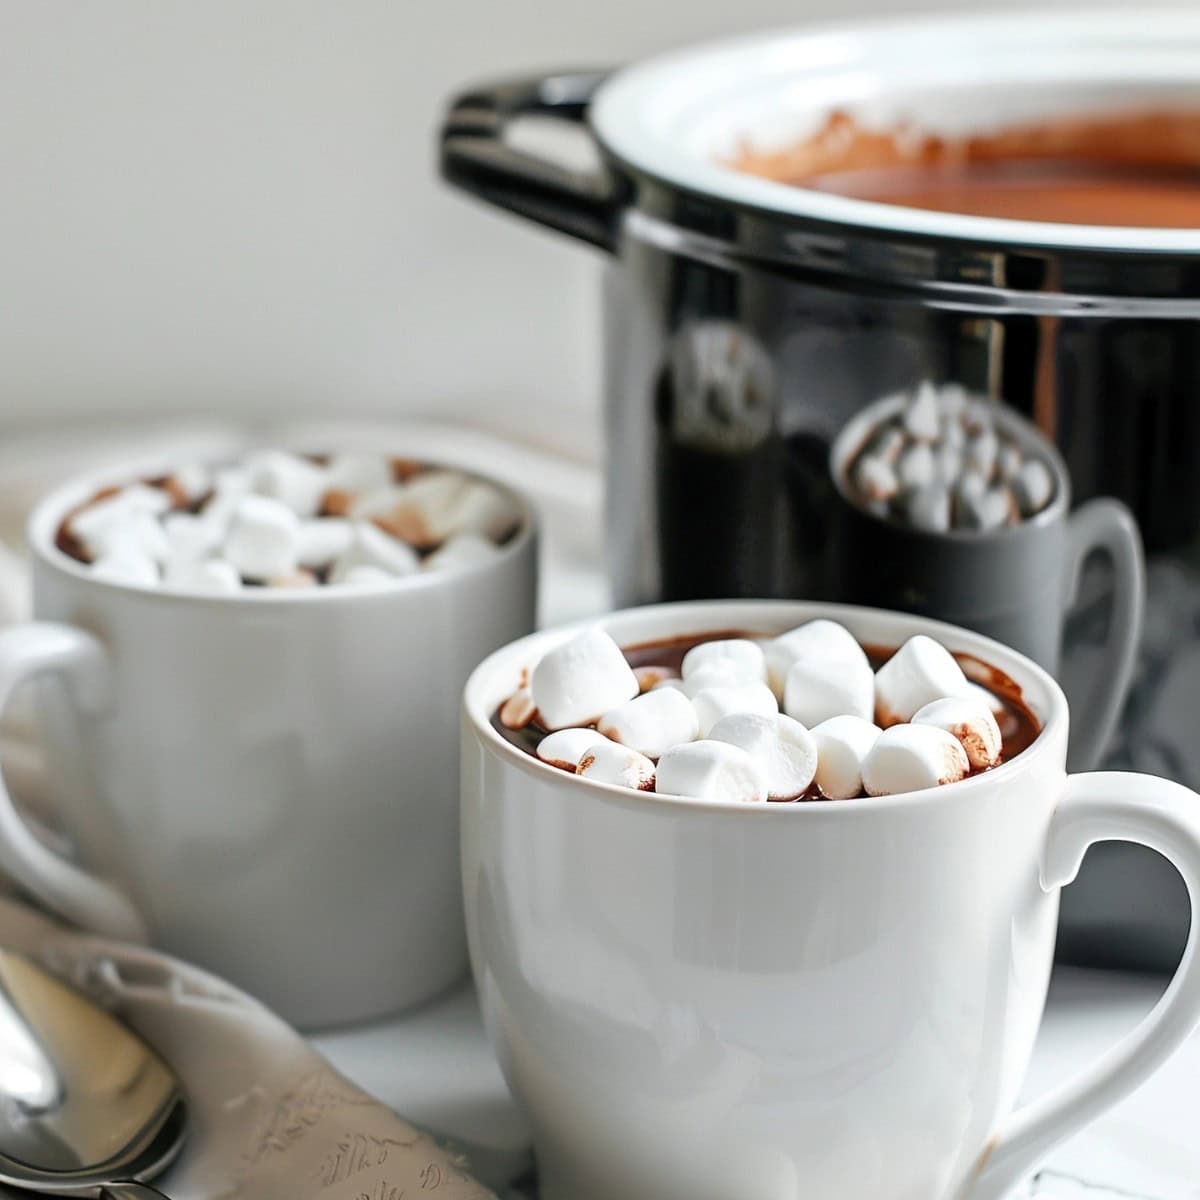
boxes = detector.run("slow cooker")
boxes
[440,8,1200,970]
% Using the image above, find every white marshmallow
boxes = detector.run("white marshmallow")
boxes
[328,522,420,583]
[90,549,159,587]
[765,619,866,699]
[933,443,962,486]
[70,488,169,558]
[223,495,302,580]
[530,626,640,731]
[338,564,393,587]
[651,677,688,693]
[898,442,936,491]
[421,532,502,572]
[995,443,1023,481]
[708,712,817,801]
[324,453,394,494]
[960,679,1006,716]
[499,687,536,730]
[123,511,172,564]
[597,687,699,760]
[349,485,407,524]
[247,450,329,518]
[448,479,520,543]
[861,723,969,796]
[965,427,998,476]
[937,383,968,418]
[576,740,655,791]
[163,556,242,593]
[537,728,606,771]
[956,470,988,503]
[959,486,1014,532]
[163,512,224,561]
[168,463,211,504]
[874,634,969,726]
[270,569,318,589]
[122,484,173,516]
[903,483,951,533]
[912,696,1002,769]
[867,425,906,463]
[634,664,678,692]
[680,638,767,683]
[784,652,874,728]
[854,455,899,503]
[366,471,516,548]
[202,468,253,531]
[1011,459,1055,516]
[811,715,881,800]
[297,518,355,569]
[655,740,767,804]
[940,413,966,449]
[681,662,764,698]
[691,682,779,738]
[903,382,941,440]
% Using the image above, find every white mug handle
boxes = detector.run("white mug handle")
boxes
[968,771,1200,1199]
[0,623,146,942]
[1061,498,1144,771]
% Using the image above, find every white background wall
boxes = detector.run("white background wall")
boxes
[0,0,1095,459]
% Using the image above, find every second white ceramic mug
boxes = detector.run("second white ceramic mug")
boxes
[462,600,1200,1200]
[0,458,537,1028]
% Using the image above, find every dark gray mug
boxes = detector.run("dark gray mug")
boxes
[830,398,1145,771]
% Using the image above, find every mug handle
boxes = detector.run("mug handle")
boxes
[0,623,147,941]
[1061,498,1144,771]
[968,771,1200,1200]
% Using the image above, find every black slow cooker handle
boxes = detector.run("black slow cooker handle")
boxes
[439,70,619,252]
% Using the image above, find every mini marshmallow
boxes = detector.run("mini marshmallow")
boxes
[784,652,874,728]
[297,518,355,569]
[867,426,905,463]
[681,662,764,698]
[898,442,936,491]
[70,488,169,558]
[247,450,329,518]
[447,480,520,543]
[328,522,420,583]
[530,627,640,731]
[324,453,394,495]
[655,740,767,803]
[576,740,655,790]
[634,664,678,692]
[339,564,393,586]
[811,715,881,800]
[854,455,899,503]
[223,495,302,580]
[681,638,767,683]
[90,549,159,587]
[940,413,966,449]
[167,463,211,505]
[499,687,536,730]
[1011,459,1055,516]
[996,443,1023,481]
[965,427,998,476]
[163,556,242,593]
[903,483,951,534]
[708,712,817,801]
[765,619,866,699]
[912,696,1002,769]
[597,686,699,760]
[903,382,941,440]
[861,723,969,796]
[121,511,172,564]
[122,484,173,516]
[956,470,988,503]
[957,485,1013,532]
[691,682,779,738]
[874,634,969,726]
[202,468,253,530]
[163,512,224,561]
[537,728,605,771]
[421,532,502,572]
[368,471,516,549]
[270,569,318,588]
[937,383,968,418]
[933,443,962,487]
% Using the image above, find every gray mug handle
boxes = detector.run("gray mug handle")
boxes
[1061,498,1145,771]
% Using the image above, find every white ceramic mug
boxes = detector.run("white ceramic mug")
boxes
[462,600,1200,1200]
[0,459,537,1029]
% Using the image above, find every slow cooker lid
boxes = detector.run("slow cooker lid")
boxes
[590,8,1200,254]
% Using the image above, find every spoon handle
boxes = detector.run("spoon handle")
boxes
[99,1185,172,1199]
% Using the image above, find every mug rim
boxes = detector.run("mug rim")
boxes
[829,393,1071,542]
[462,598,1069,817]
[26,453,539,607]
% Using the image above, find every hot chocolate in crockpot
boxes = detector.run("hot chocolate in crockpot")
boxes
[494,621,1040,803]
[729,109,1200,226]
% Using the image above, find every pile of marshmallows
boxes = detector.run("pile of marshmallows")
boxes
[63,451,519,592]
[849,382,1056,534]
[503,621,1007,803]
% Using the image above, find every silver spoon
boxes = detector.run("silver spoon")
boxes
[0,948,184,1198]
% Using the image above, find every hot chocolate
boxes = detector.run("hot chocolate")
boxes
[729,109,1200,227]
